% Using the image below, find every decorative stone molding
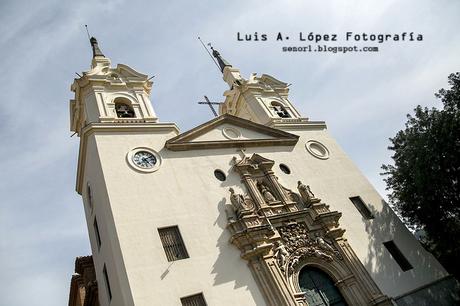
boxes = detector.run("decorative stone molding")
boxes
[276,222,343,275]
[225,153,393,306]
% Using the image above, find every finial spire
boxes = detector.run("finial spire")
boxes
[89,37,105,58]
[209,44,232,72]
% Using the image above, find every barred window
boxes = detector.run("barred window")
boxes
[158,226,189,261]
[180,293,207,306]
[383,240,413,271]
[349,196,374,220]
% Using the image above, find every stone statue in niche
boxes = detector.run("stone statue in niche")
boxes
[273,241,289,270]
[258,183,276,203]
[229,188,254,212]
[297,181,315,205]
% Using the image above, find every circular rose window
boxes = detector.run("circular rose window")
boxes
[305,140,330,160]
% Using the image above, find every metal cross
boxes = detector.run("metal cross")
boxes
[198,95,221,117]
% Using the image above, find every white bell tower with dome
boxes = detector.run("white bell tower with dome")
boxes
[212,47,307,128]
[70,37,158,137]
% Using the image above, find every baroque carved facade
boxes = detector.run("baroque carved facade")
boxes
[225,153,392,306]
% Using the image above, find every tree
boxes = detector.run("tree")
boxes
[382,72,460,279]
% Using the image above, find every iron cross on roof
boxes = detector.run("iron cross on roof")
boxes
[198,96,222,117]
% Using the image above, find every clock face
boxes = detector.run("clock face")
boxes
[132,151,157,168]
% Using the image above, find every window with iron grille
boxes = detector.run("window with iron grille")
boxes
[158,226,189,261]
[349,196,374,219]
[383,240,413,271]
[180,293,207,306]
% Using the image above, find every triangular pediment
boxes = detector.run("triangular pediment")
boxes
[165,114,299,151]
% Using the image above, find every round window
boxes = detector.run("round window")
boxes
[222,127,242,140]
[214,169,226,182]
[279,163,291,174]
[305,140,330,160]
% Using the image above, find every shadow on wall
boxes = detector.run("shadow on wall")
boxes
[362,200,455,304]
[210,197,266,305]
[362,201,401,289]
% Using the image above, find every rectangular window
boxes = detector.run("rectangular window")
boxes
[349,196,374,219]
[383,240,413,271]
[180,293,207,306]
[86,184,94,212]
[158,226,189,261]
[93,217,102,250]
[103,264,112,301]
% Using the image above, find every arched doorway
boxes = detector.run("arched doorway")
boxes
[299,266,347,306]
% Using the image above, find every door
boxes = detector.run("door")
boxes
[299,267,347,306]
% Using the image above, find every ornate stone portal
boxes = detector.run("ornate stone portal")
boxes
[225,153,392,306]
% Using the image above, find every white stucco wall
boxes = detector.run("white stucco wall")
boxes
[82,123,447,306]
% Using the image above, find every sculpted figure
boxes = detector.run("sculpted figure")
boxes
[314,249,333,261]
[273,241,289,268]
[290,256,299,268]
[297,181,315,205]
[316,236,335,252]
[229,188,245,210]
[259,183,276,203]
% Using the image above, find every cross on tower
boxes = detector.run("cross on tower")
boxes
[198,95,221,117]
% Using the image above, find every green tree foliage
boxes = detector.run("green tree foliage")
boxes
[382,72,460,279]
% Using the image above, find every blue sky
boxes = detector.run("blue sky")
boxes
[0,0,459,305]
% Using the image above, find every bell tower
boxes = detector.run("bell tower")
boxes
[213,48,308,128]
[70,37,158,137]
[69,37,179,306]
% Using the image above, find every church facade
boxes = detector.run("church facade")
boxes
[67,38,458,306]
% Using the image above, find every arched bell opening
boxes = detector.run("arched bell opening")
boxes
[114,97,136,118]
[270,101,291,118]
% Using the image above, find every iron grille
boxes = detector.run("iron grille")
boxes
[180,293,207,306]
[158,226,189,261]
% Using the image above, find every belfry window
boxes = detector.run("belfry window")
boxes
[115,100,135,118]
[299,266,347,306]
[271,102,291,118]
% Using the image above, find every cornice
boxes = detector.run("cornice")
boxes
[166,138,298,151]
[270,120,328,131]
